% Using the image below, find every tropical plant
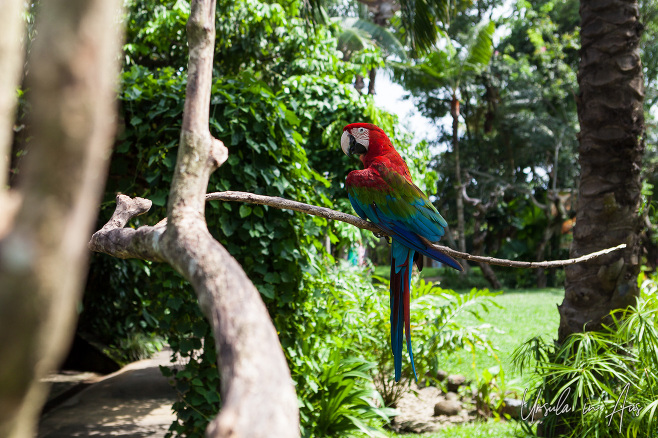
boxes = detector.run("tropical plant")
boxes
[87,1,429,434]
[369,278,502,407]
[305,354,395,437]
[335,17,407,62]
[511,274,658,437]
[471,365,517,419]
[290,261,399,437]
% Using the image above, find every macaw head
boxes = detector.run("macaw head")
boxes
[341,123,394,166]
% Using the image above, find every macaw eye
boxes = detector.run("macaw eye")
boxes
[358,127,366,133]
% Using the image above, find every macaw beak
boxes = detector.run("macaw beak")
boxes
[341,131,367,157]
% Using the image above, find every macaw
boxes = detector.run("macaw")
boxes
[340,122,463,382]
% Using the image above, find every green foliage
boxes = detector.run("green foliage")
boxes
[435,266,496,291]
[117,332,165,362]
[85,1,498,437]
[290,262,503,435]
[142,267,221,437]
[411,283,501,380]
[336,17,407,61]
[365,278,501,407]
[511,275,658,437]
[390,0,581,290]
[80,257,164,364]
[290,262,398,437]
[305,354,393,437]
[86,1,436,437]
[471,365,511,418]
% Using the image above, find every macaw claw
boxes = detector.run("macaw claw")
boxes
[374,232,390,244]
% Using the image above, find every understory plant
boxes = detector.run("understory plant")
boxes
[365,277,502,407]
[290,261,505,435]
[291,261,398,437]
[511,273,658,438]
[472,365,511,418]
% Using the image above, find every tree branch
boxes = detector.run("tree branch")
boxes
[89,1,299,436]
[88,194,167,262]
[207,190,626,269]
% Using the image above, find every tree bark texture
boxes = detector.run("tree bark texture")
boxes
[0,1,123,436]
[0,0,25,188]
[89,1,300,436]
[560,0,644,341]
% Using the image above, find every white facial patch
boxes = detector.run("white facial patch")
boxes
[351,127,370,149]
[340,127,370,156]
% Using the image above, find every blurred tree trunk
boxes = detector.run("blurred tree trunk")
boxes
[0,1,123,436]
[534,193,567,288]
[361,0,395,95]
[559,0,644,341]
[0,0,25,189]
[472,211,501,290]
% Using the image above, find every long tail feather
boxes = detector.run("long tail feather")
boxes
[390,240,418,382]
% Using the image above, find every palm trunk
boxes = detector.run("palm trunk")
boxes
[451,96,469,275]
[368,68,377,95]
[559,0,644,342]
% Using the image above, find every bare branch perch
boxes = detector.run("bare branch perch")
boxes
[88,194,166,262]
[207,190,626,269]
[89,1,299,436]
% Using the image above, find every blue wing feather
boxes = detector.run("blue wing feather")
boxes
[390,241,417,381]
[348,188,462,270]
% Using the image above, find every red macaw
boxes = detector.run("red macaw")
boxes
[340,122,463,381]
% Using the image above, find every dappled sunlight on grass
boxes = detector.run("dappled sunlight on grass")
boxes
[437,287,563,388]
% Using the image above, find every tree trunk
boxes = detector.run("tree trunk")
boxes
[472,213,501,289]
[559,0,644,341]
[0,1,124,436]
[88,1,300,436]
[368,68,377,95]
[354,74,365,93]
[0,0,25,188]
[535,197,566,289]
[451,96,470,275]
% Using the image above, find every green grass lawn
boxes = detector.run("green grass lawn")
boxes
[390,286,563,438]
[389,419,535,438]
[438,287,563,387]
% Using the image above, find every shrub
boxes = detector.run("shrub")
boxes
[511,273,658,437]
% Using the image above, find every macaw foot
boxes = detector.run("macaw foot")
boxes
[374,232,390,244]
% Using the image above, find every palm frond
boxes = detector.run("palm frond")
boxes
[399,0,451,55]
[336,19,371,55]
[350,18,407,60]
[336,17,407,60]
[300,0,328,26]
[463,20,495,72]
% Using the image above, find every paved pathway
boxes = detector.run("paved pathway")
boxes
[38,350,177,437]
